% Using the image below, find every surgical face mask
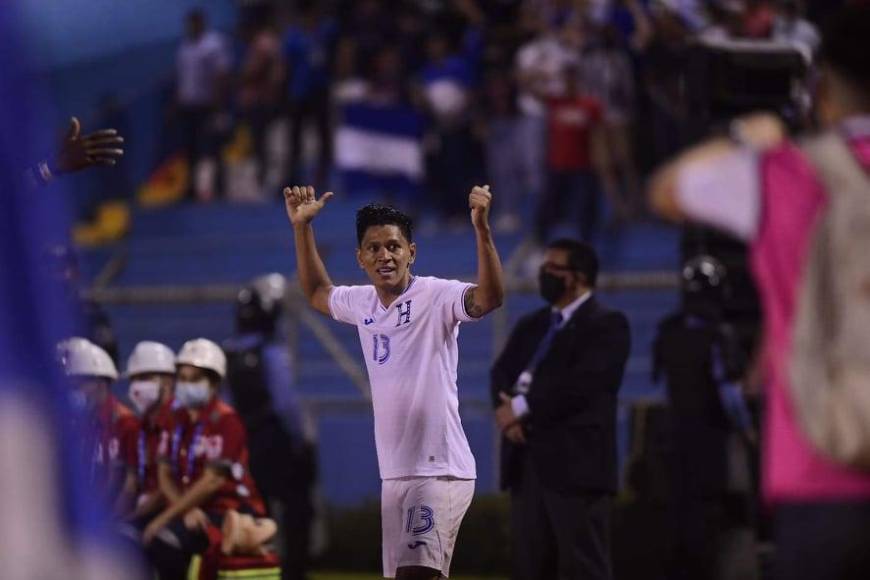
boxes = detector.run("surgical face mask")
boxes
[128,380,161,415]
[175,380,211,408]
[538,271,568,305]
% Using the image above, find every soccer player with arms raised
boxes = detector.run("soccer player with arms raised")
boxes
[284,185,504,580]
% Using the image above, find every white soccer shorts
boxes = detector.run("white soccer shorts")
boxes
[381,476,475,578]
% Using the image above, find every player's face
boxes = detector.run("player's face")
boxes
[357,224,416,294]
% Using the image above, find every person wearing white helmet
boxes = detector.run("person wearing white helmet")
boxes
[123,341,178,524]
[59,337,140,515]
[143,338,273,579]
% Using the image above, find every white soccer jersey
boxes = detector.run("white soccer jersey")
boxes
[329,276,478,480]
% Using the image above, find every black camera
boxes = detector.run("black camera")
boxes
[681,38,810,345]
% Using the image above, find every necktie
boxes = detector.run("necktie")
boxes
[514,310,563,395]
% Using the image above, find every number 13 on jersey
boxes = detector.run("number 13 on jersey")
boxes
[373,334,391,365]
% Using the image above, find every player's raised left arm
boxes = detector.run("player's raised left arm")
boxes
[465,185,505,318]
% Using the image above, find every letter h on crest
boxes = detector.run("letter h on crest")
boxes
[395,300,412,327]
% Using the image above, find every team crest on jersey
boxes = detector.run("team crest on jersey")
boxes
[395,300,412,327]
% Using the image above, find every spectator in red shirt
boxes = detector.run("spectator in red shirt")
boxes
[238,6,285,191]
[123,341,178,523]
[59,337,139,515]
[535,63,609,243]
[143,338,269,579]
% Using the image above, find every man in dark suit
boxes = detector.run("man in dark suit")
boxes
[491,239,630,580]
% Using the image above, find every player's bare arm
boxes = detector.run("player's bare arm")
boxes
[284,185,335,316]
[464,185,505,318]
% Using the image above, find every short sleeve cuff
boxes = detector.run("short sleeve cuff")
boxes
[327,286,339,321]
[458,284,480,322]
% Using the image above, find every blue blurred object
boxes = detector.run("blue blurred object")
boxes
[0,3,141,574]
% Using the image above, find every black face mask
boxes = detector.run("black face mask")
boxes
[538,271,567,304]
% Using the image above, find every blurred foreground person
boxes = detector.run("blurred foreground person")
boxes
[649,6,870,579]
[143,339,275,579]
[25,116,124,189]
[0,3,139,576]
[653,256,757,580]
[225,274,315,580]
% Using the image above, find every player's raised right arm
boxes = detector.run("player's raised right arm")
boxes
[284,185,335,316]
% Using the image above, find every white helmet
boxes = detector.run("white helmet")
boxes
[126,341,176,377]
[57,337,91,365]
[176,338,226,379]
[58,337,118,380]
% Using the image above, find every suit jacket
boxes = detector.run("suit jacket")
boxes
[491,296,631,494]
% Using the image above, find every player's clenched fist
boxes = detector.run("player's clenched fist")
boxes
[284,185,334,226]
[469,185,492,230]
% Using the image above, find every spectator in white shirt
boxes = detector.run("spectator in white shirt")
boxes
[175,9,232,200]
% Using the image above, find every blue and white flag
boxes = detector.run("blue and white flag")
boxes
[335,102,425,199]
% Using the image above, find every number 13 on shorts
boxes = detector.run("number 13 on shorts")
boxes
[406,505,435,537]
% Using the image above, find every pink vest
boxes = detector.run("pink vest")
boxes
[752,135,870,502]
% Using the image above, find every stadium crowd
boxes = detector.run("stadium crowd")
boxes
[155,0,826,236]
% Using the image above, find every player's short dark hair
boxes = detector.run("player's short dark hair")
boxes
[819,5,870,96]
[356,204,414,246]
[547,238,599,287]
